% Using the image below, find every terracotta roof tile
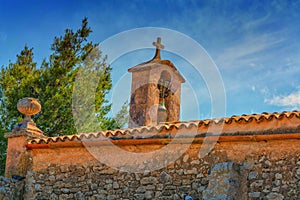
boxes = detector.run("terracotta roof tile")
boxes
[28,110,300,144]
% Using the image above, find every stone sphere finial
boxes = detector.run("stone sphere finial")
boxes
[6,97,44,137]
[17,97,41,117]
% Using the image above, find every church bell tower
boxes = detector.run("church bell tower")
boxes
[128,37,185,128]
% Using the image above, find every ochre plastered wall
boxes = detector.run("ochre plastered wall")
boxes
[5,136,31,178]
[28,137,300,171]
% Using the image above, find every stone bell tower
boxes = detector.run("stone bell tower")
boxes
[128,37,185,128]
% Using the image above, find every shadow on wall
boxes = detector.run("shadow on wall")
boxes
[0,176,25,199]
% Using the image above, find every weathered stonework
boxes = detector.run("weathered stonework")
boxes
[246,153,300,199]
[2,136,295,199]
[2,143,299,199]
[202,162,248,200]
[0,176,25,199]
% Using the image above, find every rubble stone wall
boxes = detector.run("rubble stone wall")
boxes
[22,139,300,199]
[0,176,25,200]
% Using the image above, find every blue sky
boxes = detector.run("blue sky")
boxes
[1,0,300,121]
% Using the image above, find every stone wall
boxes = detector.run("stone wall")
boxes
[246,152,300,199]
[25,162,208,200]
[203,162,248,199]
[25,145,214,200]
[0,176,25,200]
[22,139,300,199]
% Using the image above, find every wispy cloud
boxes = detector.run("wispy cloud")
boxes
[216,31,284,68]
[265,89,300,108]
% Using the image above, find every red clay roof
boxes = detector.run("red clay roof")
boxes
[28,111,300,144]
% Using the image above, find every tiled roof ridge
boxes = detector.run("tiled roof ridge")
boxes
[28,110,300,144]
[218,110,300,124]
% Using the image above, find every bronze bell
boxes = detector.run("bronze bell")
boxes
[158,100,167,111]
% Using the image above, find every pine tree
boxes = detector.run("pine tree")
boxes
[0,18,129,175]
[0,46,39,176]
[0,18,127,136]
[0,45,40,128]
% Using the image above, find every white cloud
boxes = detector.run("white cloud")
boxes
[242,13,271,31]
[260,87,270,96]
[265,89,300,107]
[216,31,284,68]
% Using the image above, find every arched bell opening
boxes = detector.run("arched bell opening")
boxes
[157,70,171,123]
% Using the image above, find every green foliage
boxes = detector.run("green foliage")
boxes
[0,18,129,174]
[72,46,114,133]
[0,46,40,128]
[35,18,101,136]
[0,18,127,136]
[0,128,7,176]
[114,100,129,129]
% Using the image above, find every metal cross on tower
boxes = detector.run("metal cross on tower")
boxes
[153,37,164,50]
[152,37,164,60]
